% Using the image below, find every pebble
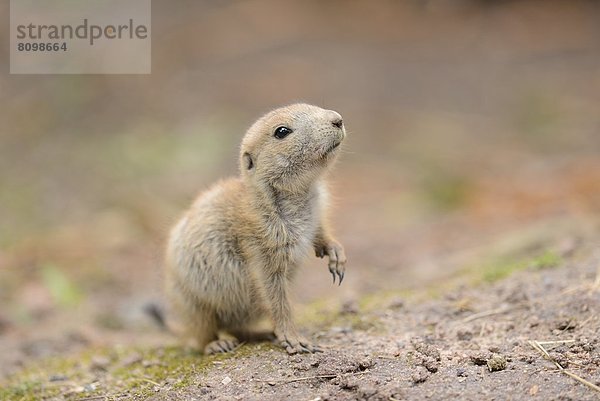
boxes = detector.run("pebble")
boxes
[487,354,507,372]
[411,366,430,384]
[90,356,110,371]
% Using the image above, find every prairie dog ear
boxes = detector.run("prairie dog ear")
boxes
[243,152,254,171]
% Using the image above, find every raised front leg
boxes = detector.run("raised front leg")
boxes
[314,229,347,285]
[264,270,321,354]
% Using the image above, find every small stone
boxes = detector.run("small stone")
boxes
[48,374,68,382]
[487,354,507,372]
[411,366,430,384]
[549,352,568,368]
[359,386,378,398]
[221,376,232,385]
[529,385,539,395]
[340,300,359,315]
[330,326,353,335]
[358,357,375,371]
[90,356,110,371]
[470,351,490,366]
[555,319,576,331]
[421,356,439,373]
[457,330,473,341]
[387,387,404,400]
[142,359,160,368]
[519,354,536,364]
[295,362,311,371]
[121,353,142,367]
[412,341,441,361]
[70,386,86,394]
[456,368,468,377]
[339,378,359,390]
[388,298,404,309]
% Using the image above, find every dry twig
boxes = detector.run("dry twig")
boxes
[256,371,369,386]
[462,306,510,323]
[529,340,600,394]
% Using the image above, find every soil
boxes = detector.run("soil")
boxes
[144,251,600,401]
[1,244,599,400]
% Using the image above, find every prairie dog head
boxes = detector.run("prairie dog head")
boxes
[240,104,346,192]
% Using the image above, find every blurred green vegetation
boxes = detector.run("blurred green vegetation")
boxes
[481,250,563,283]
[40,264,83,308]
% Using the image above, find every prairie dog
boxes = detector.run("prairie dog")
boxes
[166,104,347,354]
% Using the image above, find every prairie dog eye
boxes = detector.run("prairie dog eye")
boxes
[274,126,293,139]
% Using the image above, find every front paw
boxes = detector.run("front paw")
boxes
[276,331,322,355]
[321,241,346,285]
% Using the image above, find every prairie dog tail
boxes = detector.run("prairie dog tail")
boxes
[143,302,175,334]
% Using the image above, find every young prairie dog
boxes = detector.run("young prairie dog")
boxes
[166,104,347,355]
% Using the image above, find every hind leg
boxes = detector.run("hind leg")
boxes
[189,313,242,355]
[204,337,240,354]
[180,303,241,354]
[176,300,218,352]
[204,328,273,354]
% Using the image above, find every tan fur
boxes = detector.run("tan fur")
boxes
[165,104,347,354]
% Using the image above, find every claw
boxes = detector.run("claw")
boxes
[303,342,320,353]
[338,271,344,285]
[329,267,336,284]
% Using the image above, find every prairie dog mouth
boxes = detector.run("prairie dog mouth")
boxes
[324,141,341,155]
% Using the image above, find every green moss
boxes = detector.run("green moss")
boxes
[530,250,562,270]
[298,290,412,336]
[479,250,563,283]
[40,264,84,308]
[2,381,45,401]
[481,259,523,283]
[0,354,82,401]
[0,345,239,400]
[297,298,339,328]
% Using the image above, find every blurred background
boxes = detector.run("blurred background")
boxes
[1,0,599,376]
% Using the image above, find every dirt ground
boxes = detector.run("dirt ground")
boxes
[1,236,599,400]
[150,249,600,401]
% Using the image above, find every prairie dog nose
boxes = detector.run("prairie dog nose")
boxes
[327,110,343,129]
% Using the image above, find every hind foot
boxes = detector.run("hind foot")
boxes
[204,339,240,355]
